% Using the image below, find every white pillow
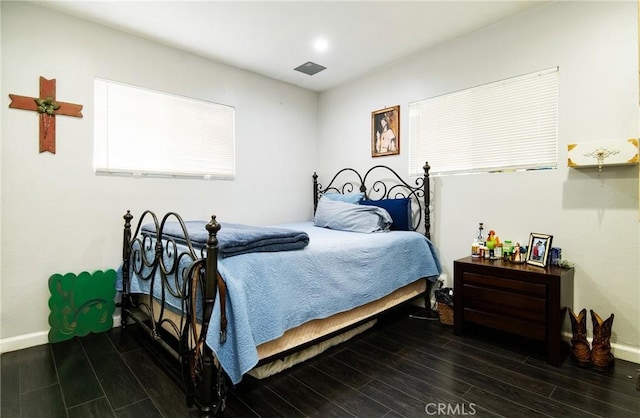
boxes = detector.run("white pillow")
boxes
[313,198,392,233]
[322,192,364,204]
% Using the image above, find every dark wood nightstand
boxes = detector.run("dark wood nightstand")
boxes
[453,256,574,366]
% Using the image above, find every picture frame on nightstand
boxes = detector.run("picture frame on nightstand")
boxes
[526,233,553,267]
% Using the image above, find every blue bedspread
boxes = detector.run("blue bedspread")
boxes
[211,222,440,383]
[142,221,309,257]
[120,222,441,384]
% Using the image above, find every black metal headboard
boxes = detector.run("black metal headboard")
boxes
[312,162,432,239]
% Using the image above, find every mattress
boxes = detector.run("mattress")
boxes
[138,278,425,377]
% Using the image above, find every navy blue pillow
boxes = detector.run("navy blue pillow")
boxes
[360,198,412,231]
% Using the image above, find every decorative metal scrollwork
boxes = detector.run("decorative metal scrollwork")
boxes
[313,164,431,236]
[583,147,620,171]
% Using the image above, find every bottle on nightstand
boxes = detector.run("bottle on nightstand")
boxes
[471,239,480,258]
[495,242,503,259]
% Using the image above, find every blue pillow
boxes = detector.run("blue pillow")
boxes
[360,198,412,231]
[321,192,364,204]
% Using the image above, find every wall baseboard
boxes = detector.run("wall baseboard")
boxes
[612,343,640,364]
[0,315,123,354]
[0,331,50,353]
[2,317,639,366]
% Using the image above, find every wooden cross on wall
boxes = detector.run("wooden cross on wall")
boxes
[9,76,83,154]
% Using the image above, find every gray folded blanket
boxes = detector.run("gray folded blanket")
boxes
[143,221,310,258]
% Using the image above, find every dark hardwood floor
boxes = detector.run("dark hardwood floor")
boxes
[2,305,638,417]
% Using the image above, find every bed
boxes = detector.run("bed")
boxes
[117,163,441,417]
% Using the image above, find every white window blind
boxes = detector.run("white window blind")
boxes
[409,67,558,176]
[94,78,235,179]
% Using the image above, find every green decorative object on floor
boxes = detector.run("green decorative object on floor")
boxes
[48,269,117,343]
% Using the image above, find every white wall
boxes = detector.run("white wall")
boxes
[1,2,318,350]
[318,1,640,362]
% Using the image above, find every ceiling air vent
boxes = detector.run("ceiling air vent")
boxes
[294,61,326,76]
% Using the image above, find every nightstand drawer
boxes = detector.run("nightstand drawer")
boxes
[463,308,547,340]
[463,272,546,297]
[463,284,546,323]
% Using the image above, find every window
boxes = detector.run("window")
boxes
[409,67,558,176]
[94,78,235,179]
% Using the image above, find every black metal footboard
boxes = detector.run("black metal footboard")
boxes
[120,210,226,417]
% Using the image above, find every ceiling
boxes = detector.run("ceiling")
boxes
[36,0,547,93]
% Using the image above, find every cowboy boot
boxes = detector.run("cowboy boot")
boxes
[590,310,615,372]
[567,308,591,367]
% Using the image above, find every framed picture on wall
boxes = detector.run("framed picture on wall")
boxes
[526,233,553,267]
[371,105,400,157]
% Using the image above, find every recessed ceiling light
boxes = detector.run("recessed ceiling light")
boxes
[313,38,329,52]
